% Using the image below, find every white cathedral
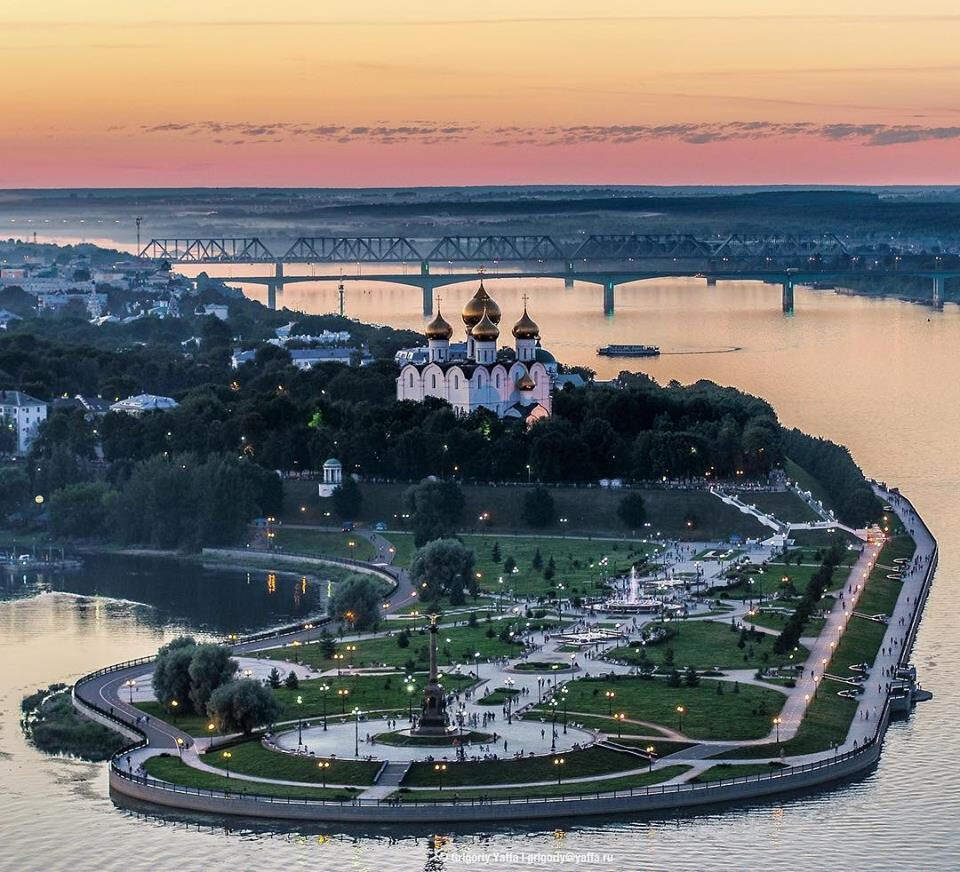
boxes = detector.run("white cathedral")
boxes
[396,282,553,425]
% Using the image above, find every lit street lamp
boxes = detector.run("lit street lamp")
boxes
[605,690,616,715]
[645,745,656,772]
[773,715,782,743]
[221,750,232,778]
[317,760,331,788]
[676,704,685,732]
[614,712,627,739]
[553,756,566,784]
[320,683,330,730]
[353,707,362,757]
[338,688,350,714]
[297,694,304,746]
[434,762,447,791]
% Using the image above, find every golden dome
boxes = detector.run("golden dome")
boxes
[425,309,453,340]
[462,282,501,329]
[512,306,540,340]
[516,371,536,391]
[471,307,500,342]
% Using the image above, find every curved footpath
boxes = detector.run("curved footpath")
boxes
[74,493,939,823]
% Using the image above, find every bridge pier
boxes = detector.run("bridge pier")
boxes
[603,280,616,315]
[932,275,945,309]
[422,284,434,316]
[782,279,795,314]
[267,281,277,310]
[706,276,717,286]
[564,260,575,288]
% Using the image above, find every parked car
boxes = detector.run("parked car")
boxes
[374,522,387,531]
[341,522,354,532]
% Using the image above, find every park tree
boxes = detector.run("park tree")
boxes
[187,643,238,716]
[284,671,299,690]
[0,465,30,516]
[402,479,465,546]
[329,575,383,631]
[409,537,476,605]
[531,548,543,570]
[543,556,556,581]
[504,556,516,574]
[331,474,362,520]
[151,637,197,711]
[267,667,282,689]
[48,482,118,538]
[522,485,556,528]
[617,492,647,530]
[206,679,281,735]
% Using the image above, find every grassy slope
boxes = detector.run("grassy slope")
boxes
[273,528,377,562]
[208,739,381,785]
[283,480,770,541]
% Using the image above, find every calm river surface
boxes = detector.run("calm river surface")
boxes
[3,276,959,871]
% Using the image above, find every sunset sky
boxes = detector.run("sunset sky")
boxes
[5,0,960,186]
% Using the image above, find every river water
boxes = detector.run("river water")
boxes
[2,276,958,871]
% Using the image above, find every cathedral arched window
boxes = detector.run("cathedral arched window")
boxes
[496,373,501,388]
[454,376,459,389]
[431,374,437,389]
[408,373,414,387]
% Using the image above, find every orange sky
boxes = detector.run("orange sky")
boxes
[4,1,960,186]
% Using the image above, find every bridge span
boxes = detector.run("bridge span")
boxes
[139,233,960,315]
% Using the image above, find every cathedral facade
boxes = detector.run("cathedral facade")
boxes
[396,282,552,424]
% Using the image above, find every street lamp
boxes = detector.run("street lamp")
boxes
[474,651,481,678]
[614,712,626,739]
[561,686,568,734]
[353,707,362,757]
[176,737,185,758]
[434,762,447,791]
[645,745,656,772]
[553,756,566,784]
[605,690,616,715]
[338,688,350,713]
[550,698,559,752]
[773,715,782,743]
[676,704,685,732]
[505,677,516,724]
[297,694,304,746]
[318,760,331,788]
[221,750,232,778]
[405,679,415,721]
[125,679,136,703]
[320,683,330,730]
[169,699,179,723]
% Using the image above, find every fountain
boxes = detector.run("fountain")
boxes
[592,566,662,614]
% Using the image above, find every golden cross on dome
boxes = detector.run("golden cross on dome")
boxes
[435,293,442,307]
[477,265,486,276]
[522,292,530,307]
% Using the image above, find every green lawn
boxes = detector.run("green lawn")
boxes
[721,562,837,600]
[462,534,654,599]
[858,534,915,617]
[136,673,476,736]
[746,610,827,636]
[716,683,858,759]
[828,616,887,676]
[531,676,786,741]
[691,762,787,783]
[256,617,544,671]
[478,687,521,705]
[273,528,377,562]
[784,458,834,513]
[205,740,381,785]
[282,480,772,541]
[401,744,640,787]
[523,710,672,738]
[395,765,691,800]
[731,490,820,523]
[143,754,359,800]
[607,620,807,670]
[612,738,696,757]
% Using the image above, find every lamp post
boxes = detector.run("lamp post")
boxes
[169,699,179,724]
[773,715,782,744]
[405,679,415,721]
[474,651,481,678]
[550,698,558,752]
[176,737,184,758]
[645,745,656,772]
[338,688,350,714]
[434,762,447,790]
[505,677,516,724]
[318,760,331,788]
[676,704,685,733]
[125,679,136,703]
[614,712,626,739]
[605,690,616,715]
[553,756,566,784]
[221,750,232,778]
[320,683,330,730]
[353,707,362,757]
[297,694,304,746]
[561,686,569,734]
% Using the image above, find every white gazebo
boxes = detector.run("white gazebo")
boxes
[318,458,343,497]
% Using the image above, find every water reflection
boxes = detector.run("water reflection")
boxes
[0,553,322,635]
